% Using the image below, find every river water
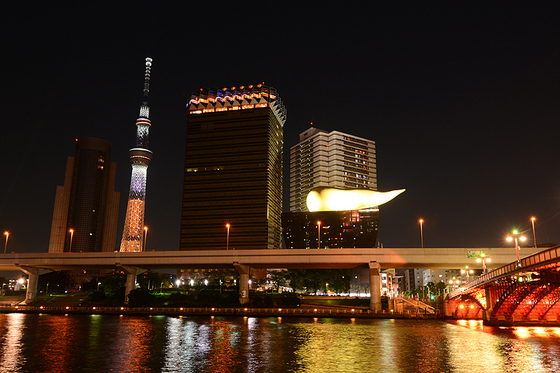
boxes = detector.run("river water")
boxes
[1,313,559,372]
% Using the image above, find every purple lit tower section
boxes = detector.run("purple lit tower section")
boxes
[120,58,154,252]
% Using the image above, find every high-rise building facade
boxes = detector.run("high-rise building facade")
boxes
[120,57,154,252]
[290,127,377,212]
[283,127,379,249]
[48,138,120,252]
[283,209,379,249]
[181,84,286,250]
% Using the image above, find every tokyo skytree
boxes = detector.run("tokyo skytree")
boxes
[120,57,153,252]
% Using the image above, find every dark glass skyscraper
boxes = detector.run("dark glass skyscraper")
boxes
[48,138,120,252]
[181,84,286,250]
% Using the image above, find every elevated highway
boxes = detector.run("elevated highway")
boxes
[0,247,541,271]
[0,247,544,310]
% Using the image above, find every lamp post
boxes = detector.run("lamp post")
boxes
[461,266,474,282]
[3,231,9,254]
[476,256,491,274]
[143,226,148,252]
[69,229,74,252]
[531,217,537,249]
[317,221,321,249]
[226,223,230,250]
[506,230,526,267]
[419,219,424,248]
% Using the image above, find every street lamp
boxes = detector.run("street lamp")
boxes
[226,223,230,250]
[143,226,148,252]
[531,217,537,249]
[3,231,9,254]
[69,229,74,252]
[461,266,474,282]
[419,219,424,248]
[476,256,491,274]
[506,230,526,266]
[317,221,321,249]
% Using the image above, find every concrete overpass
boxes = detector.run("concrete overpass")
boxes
[0,247,544,310]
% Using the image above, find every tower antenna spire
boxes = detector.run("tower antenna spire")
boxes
[120,58,154,252]
[143,57,152,102]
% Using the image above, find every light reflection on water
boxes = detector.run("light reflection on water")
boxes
[0,314,560,372]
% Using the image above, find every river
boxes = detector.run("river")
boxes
[0,313,559,372]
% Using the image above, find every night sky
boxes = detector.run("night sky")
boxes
[2,3,560,254]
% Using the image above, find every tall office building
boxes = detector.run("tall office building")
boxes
[290,127,377,212]
[120,58,154,252]
[181,83,286,250]
[48,138,120,252]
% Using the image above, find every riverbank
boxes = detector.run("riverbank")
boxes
[0,304,441,319]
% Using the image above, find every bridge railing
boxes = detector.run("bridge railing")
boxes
[449,245,560,298]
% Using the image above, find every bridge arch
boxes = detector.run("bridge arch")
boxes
[448,245,560,324]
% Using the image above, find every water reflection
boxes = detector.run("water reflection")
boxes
[450,320,560,372]
[0,314,559,372]
[0,313,25,371]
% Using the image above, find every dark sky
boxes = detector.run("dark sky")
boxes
[2,3,560,253]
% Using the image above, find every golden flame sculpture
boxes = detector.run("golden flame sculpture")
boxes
[306,187,405,212]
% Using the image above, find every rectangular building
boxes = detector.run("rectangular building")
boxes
[290,127,377,212]
[181,84,286,250]
[48,138,120,252]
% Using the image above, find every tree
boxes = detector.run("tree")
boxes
[102,273,126,293]
[285,269,351,294]
[38,271,67,293]
[435,281,447,295]
[0,275,7,293]
[128,288,156,307]
[324,269,351,294]
[268,270,288,292]
[137,271,169,291]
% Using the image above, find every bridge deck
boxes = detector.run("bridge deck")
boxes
[0,247,545,271]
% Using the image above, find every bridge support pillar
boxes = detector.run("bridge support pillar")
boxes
[234,262,250,305]
[483,287,493,322]
[18,266,52,304]
[117,265,147,304]
[369,262,381,312]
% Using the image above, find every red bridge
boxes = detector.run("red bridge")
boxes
[447,245,560,325]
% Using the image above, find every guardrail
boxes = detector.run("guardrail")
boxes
[449,245,560,298]
[0,305,441,319]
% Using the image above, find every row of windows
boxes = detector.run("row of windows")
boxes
[342,136,369,146]
[342,140,369,150]
[342,145,368,155]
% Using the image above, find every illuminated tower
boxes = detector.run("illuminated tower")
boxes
[120,57,153,252]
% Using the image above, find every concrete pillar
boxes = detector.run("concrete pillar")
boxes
[117,265,147,304]
[19,266,52,304]
[388,297,395,311]
[234,262,250,305]
[369,262,381,312]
